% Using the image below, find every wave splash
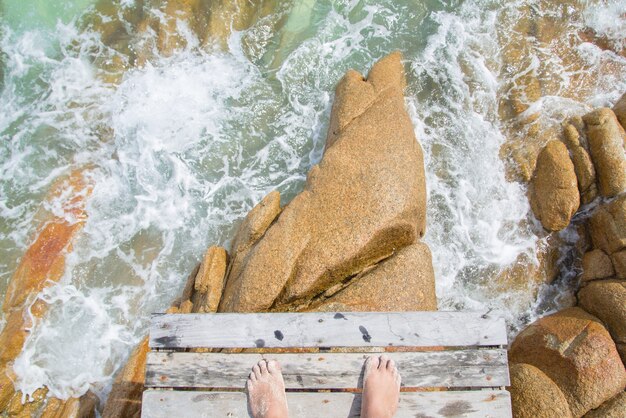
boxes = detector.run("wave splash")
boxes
[0,0,624,403]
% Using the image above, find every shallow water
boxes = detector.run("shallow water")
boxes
[1,0,625,404]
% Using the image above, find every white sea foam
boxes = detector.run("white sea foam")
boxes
[2,0,626,406]
[583,0,626,53]
[407,3,539,331]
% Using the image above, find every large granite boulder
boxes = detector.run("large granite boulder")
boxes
[583,108,626,197]
[510,307,626,417]
[509,363,572,418]
[310,242,437,312]
[529,140,580,231]
[219,52,428,312]
[578,280,626,349]
[581,249,615,282]
[589,195,626,255]
[584,392,626,418]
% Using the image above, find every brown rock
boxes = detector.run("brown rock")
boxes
[589,195,626,255]
[578,280,626,345]
[563,123,581,149]
[40,391,98,418]
[0,372,14,411]
[584,391,626,418]
[569,145,597,203]
[581,183,599,206]
[583,108,626,197]
[191,246,227,313]
[509,363,572,418]
[529,141,580,231]
[0,309,30,366]
[180,262,200,302]
[509,307,626,416]
[7,387,47,417]
[613,91,626,130]
[102,337,149,418]
[219,53,427,312]
[226,191,281,283]
[581,249,615,282]
[312,243,437,312]
[611,250,626,279]
[619,344,626,365]
[179,299,193,313]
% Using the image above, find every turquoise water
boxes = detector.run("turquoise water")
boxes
[2,0,96,29]
[1,0,625,405]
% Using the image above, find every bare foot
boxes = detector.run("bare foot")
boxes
[361,355,401,418]
[246,359,289,418]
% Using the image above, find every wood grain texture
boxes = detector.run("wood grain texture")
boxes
[141,389,512,418]
[145,350,510,389]
[149,311,507,348]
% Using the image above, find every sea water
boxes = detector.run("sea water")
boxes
[1,0,625,403]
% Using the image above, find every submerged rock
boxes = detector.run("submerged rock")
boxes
[0,169,96,416]
[219,52,428,312]
[529,140,580,231]
[509,363,572,418]
[510,307,626,417]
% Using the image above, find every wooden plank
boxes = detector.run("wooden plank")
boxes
[149,311,507,348]
[141,389,512,418]
[145,349,509,389]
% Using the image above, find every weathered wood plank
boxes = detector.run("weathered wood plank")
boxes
[141,389,512,418]
[145,349,509,389]
[149,311,507,348]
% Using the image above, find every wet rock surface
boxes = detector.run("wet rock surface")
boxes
[0,170,96,416]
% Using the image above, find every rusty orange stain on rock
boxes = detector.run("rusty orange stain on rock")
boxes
[3,169,92,312]
[0,168,94,414]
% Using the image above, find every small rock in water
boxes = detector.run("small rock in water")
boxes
[529,140,579,231]
[583,108,626,198]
